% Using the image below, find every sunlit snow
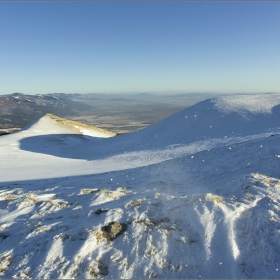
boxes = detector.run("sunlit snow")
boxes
[1,94,280,278]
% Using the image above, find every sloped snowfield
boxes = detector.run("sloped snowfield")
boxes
[1,94,280,278]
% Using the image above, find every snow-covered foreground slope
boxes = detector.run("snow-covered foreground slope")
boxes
[1,94,280,278]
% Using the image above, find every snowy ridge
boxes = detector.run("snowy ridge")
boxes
[22,113,117,138]
[1,94,280,278]
[213,93,280,115]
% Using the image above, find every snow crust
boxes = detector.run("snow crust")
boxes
[214,93,280,115]
[1,94,280,278]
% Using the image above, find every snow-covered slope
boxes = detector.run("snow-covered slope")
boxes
[22,113,117,138]
[1,94,280,278]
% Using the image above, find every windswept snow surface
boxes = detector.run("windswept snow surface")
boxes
[214,93,280,115]
[1,94,280,278]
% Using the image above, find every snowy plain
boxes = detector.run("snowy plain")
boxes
[1,94,280,278]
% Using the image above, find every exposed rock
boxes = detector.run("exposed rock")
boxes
[100,221,127,241]
[95,208,109,215]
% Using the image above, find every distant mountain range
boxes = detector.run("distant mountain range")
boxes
[0,93,91,134]
[0,92,209,135]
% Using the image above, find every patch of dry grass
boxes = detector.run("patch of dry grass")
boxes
[125,199,142,208]
[49,199,68,208]
[4,195,16,200]
[80,188,99,194]
[34,226,53,234]
[205,193,223,204]
[251,173,280,187]
[99,188,131,200]
[0,252,13,274]
[27,196,39,203]
[133,217,170,227]
[88,259,108,277]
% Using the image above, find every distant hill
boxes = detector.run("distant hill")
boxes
[0,93,91,131]
[0,92,209,135]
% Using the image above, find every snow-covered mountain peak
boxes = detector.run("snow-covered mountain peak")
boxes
[119,94,280,152]
[22,113,116,138]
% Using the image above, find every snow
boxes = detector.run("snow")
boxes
[22,113,116,138]
[213,93,280,115]
[1,93,280,278]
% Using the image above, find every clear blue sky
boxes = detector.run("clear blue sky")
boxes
[0,1,279,95]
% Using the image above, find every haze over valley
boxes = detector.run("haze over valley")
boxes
[0,92,213,135]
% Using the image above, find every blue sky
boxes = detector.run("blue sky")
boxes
[0,2,279,95]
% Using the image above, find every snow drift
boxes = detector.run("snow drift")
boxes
[0,93,280,278]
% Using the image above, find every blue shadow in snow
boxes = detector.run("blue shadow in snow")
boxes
[19,134,113,160]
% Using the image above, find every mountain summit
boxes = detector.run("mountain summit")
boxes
[22,113,117,138]
[0,94,280,278]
